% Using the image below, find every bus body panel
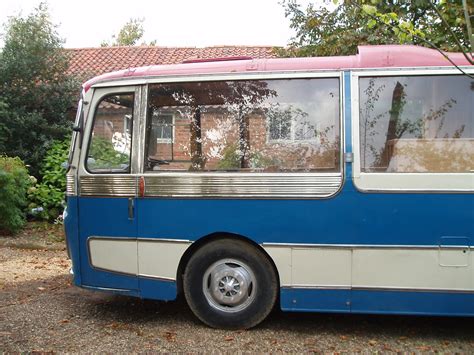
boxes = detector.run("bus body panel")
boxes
[77,197,139,292]
[65,51,474,319]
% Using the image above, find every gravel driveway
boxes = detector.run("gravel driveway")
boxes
[1,245,473,352]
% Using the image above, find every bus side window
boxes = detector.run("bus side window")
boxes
[145,79,341,173]
[86,93,134,173]
[359,75,473,173]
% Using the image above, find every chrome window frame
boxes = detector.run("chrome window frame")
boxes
[79,71,345,199]
[351,67,474,193]
[142,72,344,174]
[141,71,345,199]
[83,87,139,175]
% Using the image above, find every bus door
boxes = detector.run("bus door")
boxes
[77,87,140,293]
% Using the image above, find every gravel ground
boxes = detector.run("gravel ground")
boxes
[1,244,474,352]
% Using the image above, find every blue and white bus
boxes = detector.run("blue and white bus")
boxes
[64,45,473,329]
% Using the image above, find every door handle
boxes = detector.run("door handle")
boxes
[128,198,134,220]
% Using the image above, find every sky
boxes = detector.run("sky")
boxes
[0,0,315,48]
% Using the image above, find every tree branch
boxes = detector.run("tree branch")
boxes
[350,1,474,79]
[428,1,473,64]
[462,0,474,57]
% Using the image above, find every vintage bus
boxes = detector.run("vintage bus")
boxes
[64,45,473,329]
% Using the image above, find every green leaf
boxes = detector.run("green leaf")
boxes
[367,19,377,29]
[362,5,377,16]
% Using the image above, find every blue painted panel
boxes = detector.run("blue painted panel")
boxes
[136,188,472,247]
[77,197,138,290]
[139,278,177,301]
[281,288,351,313]
[281,288,474,316]
[351,289,474,316]
[64,196,81,286]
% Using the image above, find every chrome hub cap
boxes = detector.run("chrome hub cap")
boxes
[203,259,256,313]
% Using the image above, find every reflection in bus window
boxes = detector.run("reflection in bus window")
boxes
[87,93,134,173]
[359,75,473,173]
[145,79,340,172]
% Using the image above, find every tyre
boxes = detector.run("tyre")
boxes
[183,238,278,329]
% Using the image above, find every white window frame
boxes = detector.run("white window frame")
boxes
[352,68,474,192]
[266,103,323,144]
[152,112,175,144]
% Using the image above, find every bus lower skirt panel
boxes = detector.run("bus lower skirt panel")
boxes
[281,288,474,316]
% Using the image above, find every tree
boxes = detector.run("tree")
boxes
[101,18,156,46]
[278,0,473,58]
[360,0,473,64]
[0,3,79,177]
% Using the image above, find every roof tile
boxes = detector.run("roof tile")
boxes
[65,45,278,80]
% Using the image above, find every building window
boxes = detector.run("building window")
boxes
[267,105,319,142]
[152,113,174,143]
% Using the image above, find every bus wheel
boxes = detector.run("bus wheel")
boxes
[183,238,278,329]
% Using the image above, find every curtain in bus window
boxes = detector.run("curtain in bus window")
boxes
[145,79,340,172]
[359,75,474,173]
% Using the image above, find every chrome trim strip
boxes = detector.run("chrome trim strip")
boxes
[143,173,342,199]
[138,274,175,282]
[81,285,135,293]
[281,285,474,294]
[90,67,474,89]
[352,286,474,294]
[262,243,471,250]
[66,174,76,196]
[131,86,144,174]
[80,175,137,197]
[88,236,191,243]
[282,285,351,290]
[91,71,343,88]
[137,238,192,244]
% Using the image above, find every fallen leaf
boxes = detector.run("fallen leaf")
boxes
[37,287,45,291]
[164,331,176,342]
[340,335,347,340]
[368,340,377,346]
[416,345,432,351]
[59,319,70,324]
[224,336,234,341]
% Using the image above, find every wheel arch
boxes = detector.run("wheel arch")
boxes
[176,232,280,297]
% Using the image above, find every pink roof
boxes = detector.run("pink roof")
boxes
[83,45,472,92]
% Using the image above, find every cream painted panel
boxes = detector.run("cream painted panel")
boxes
[292,248,351,287]
[353,249,474,291]
[138,241,191,280]
[439,248,470,267]
[89,239,138,274]
[263,246,292,286]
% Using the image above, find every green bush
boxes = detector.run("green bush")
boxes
[88,136,129,169]
[28,137,70,220]
[0,4,79,177]
[0,156,32,234]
